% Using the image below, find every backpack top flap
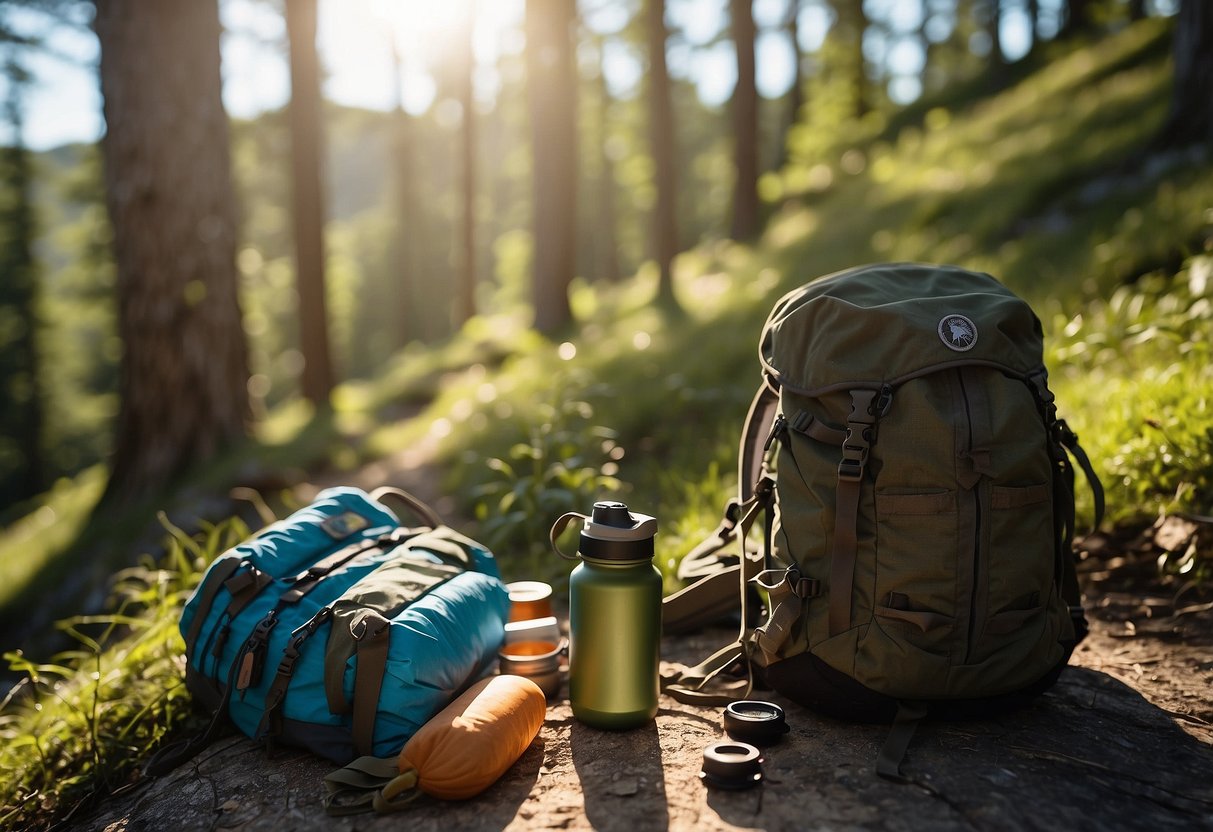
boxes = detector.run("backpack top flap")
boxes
[761,263,1046,393]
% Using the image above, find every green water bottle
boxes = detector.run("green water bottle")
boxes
[550,501,661,730]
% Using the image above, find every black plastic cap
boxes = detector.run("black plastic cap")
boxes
[591,501,633,527]
[723,700,789,747]
[699,741,763,790]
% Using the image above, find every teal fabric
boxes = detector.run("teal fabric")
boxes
[179,486,510,763]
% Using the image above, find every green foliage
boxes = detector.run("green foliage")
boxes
[0,514,248,832]
[1049,256,1213,543]
[468,393,624,575]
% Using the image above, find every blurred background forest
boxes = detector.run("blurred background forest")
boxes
[1,1,1212,825]
[0,0,1210,659]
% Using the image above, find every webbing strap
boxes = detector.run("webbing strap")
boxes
[322,754,417,816]
[738,383,780,504]
[662,564,743,635]
[255,607,333,743]
[828,390,879,637]
[661,485,774,705]
[143,650,245,777]
[281,536,388,604]
[876,701,930,781]
[183,557,241,661]
[350,611,391,758]
[753,567,820,663]
[659,641,751,706]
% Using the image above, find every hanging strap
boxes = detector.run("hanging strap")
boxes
[828,389,884,637]
[663,500,749,635]
[143,649,246,777]
[876,701,930,782]
[661,482,773,705]
[661,381,780,635]
[255,607,333,743]
[1029,371,1104,644]
[752,566,821,664]
[182,557,243,661]
[350,610,392,758]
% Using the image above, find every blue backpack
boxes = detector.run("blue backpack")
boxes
[147,486,510,774]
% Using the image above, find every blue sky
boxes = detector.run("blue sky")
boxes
[3,0,1054,151]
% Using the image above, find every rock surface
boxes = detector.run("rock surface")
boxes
[72,613,1213,832]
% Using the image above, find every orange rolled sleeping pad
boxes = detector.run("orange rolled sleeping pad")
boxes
[380,674,546,805]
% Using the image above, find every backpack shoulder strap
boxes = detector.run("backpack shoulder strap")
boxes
[738,381,780,503]
[661,382,779,635]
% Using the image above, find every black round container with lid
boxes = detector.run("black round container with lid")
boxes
[723,700,789,746]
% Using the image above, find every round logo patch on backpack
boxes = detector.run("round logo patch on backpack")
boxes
[938,314,977,351]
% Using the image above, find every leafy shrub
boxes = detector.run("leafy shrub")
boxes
[467,396,625,575]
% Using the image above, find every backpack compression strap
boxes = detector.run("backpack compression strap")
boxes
[828,388,890,637]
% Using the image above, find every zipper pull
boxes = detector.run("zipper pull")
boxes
[235,610,279,691]
[763,414,788,452]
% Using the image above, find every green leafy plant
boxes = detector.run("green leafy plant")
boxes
[1049,255,1213,583]
[468,396,625,573]
[0,514,249,832]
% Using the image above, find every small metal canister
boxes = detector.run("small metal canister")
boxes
[498,639,565,700]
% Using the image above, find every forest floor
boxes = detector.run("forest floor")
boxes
[68,452,1213,832]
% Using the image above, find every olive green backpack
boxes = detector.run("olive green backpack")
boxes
[662,263,1104,778]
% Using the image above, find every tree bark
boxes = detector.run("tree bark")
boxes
[526,0,577,334]
[388,36,416,349]
[456,7,477,325]
[1161,0,1213,149]
[94,0,249,502]
[285,0,335,406]
[851,0,870,119]
[596,48,622,285]
[1059,0,1095,38]
[777,0,803,169]
[0,58,44,504]
[730,0,760,241]
[646,0,680,304]
[986,0,1007,85]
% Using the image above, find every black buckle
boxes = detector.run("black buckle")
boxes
[350,613,389,642]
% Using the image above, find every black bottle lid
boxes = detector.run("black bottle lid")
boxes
[579,501,657,561]
[699,741,763,790]
[723,700,789,746]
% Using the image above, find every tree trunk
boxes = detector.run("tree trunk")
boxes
[986,0,1007,84]
[1059,0,1095,38]
[0,58,45,505]
[851,0,870,119]
[647,0,680,304]
[596,49,622,285]
[388,37,416,349]
[730,0,760,241]
[1161,0,1213,149]
[285,0,334,406]
[456,7,477,326]
[777,0,803,169]
[94,0,249,502]
[526,0,577,334]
